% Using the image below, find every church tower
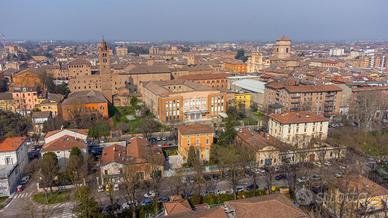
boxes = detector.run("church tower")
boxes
[98,38,113,102]
[273,36,292,59]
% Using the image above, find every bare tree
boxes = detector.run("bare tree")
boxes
[350,90,388,132]
[122,166,142,218]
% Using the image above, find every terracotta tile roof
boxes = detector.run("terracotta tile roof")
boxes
[336,175,388,196]
[42,135,86,152]
[165,207,227,218]
[67,58,91,67]
[269,111,329,124]
[177,124,214,135]
[0,137,26,152]
[143,80,216,97]
[177,73,229,81]
[101,144,128,165]
[100,137,164,166]
[62,90,107,105]
[236,128,290,152]
[127,137,149,162]
[45,129,88,138]
[225,193,308,218]
[285,84,342,93]
[163,198,192,215]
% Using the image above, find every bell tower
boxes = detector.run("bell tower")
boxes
[98,38,113,102]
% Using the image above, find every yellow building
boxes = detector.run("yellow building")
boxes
[0,92,15,112]
[36,93,64,117]
[177,124,214,162]
[234,93,251,109]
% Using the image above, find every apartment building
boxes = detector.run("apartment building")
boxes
[264,82,342,117]
[12,87,40,115]
[141,80,226,124]
[268,111,329,146]
[0,137,29,196]
[177,124,214,162]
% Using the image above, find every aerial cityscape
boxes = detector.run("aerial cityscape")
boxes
[0,0,387,218]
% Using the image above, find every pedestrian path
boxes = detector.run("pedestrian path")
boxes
[61,203,74,218]
[13,192,32,198]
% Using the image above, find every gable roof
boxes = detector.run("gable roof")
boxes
[45,129,88,139]
[101,144,128,166]
[177,124,214,135]
[269,111,329,124]
[62,90,107,105]
[0,137,26,152]
[163,198,192,215]
[225,193,307,218]
[42,135,87,152]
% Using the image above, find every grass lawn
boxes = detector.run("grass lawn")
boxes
[0,196,8,209]
[252,111,264,120]
[163,147,178,156]
[243,117,257,126]
[32,191,70,205]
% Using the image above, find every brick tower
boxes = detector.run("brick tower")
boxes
[98,38,113,102]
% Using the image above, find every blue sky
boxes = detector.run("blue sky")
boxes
[1,0,387,41]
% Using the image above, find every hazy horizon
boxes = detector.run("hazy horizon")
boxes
[1,0,388,42]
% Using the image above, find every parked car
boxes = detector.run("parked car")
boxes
[98,185,104,192]
[158,196,170,202]
[324,161,332,166]
[275,174,287,180]
[310,174,321,181]
[297,177,308,183]
[215,190,227,195]
[122,200,137,209]
[162,137,167,141]
[236,185,245,192]
[246,183,259,190]
[20,176,30,185]
[16,185,24,192]
[313,162,322,168]
[144,191,156,198]
[114,184,119,191]
[335,173,344,178]
[254,168,266,174]
[156,137,161,141]
[140,198,153,206]
[105,184,111,192]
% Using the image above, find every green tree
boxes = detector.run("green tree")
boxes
[235,49,248,62]
[75,186,101,218]
[130,96,138,109]
[187,146,198,168]
[39,152,59,200]
[66,147,85,185]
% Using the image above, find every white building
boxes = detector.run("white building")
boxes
[268,111,329,147]
[42,129,88,166]
[329,48,345,56]
[0,137,29,196]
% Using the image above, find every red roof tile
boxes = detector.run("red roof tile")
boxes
[269,111,329,124]
[42,135,86,152]
[0,137,26,152]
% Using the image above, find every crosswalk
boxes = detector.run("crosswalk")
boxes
[13,192,32,198]
[61,203,74,218]
[36,203,68,209]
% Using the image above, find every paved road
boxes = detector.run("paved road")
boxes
[0,176,76,218]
